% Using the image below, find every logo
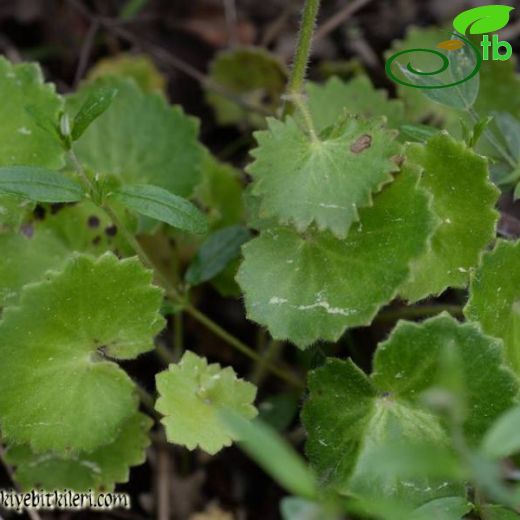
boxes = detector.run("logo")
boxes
[386,5,515,89]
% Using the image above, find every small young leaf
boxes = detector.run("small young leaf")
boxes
[399,124,439,142]
[0,166,84,203]
[248,114,401,239]
[185,225,251,285]
[238,165,434,347]
[400,133,499,302]
[71,86,117,142]
[0,253,165,453]
[111,184,208,234]
[453,5,514,35]
[481,407,520,460]
[465,240,520,373]
[5,412,152,491]
[155,351,257,455]
[221,411,317,500]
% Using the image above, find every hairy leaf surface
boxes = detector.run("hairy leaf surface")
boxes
[156,351,257,454]
[0,253,165,453]
[237,166,434,347]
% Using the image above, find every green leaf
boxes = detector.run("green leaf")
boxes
[155,351,257,454]
[412,497,473,520]
[453,5,514,35]
[399,124,439,143]
[111,184,208,234]
[0,196,34,234]
[248,114,402,239]
[71,86,118,142]
[0,57,64,169]
[306,75,405,133]
[494,112,520,163]
[400,133,498,302]
[87,53,166,96]
[479,505,520,519]
[0,229,70,307]
[0,166,84,203]
[5,412,152,491]
[0,253,165,453]
[237,165,434,347]
[481,406,520,459]
[465,240,520,373]
[206,47,287,127]
[221,411,317,500]
[196,153,245,229]
[67,76,204,197]
[185,225,251,285]
[302,315,518,501]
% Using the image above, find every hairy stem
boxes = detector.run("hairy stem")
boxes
[287,0,321,97]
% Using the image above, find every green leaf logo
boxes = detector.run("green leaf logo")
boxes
[453,5,514,35]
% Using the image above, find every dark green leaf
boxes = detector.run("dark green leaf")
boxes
[185,225,251,285]
[111,184,208,234]
[0,166,84,203]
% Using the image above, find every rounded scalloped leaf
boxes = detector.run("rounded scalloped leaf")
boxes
[87,53,167,95]
[465,240,520,374]
[237,165,435,348]
[0,253,165,453]
[155,351,258,454]
[5,412,152,491]
[302,314,518,500]
[67,76,204,197]
[306,75,405,133]
[206,46,287,127]
[248,114,402,238]
[399,133,499,302]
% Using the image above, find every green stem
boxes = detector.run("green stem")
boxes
[375,304,463,323]
[286,0,321,97]
[184,304,303,389]
[173,311,184,360]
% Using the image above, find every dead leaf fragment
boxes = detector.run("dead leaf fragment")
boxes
[350,134,372,154]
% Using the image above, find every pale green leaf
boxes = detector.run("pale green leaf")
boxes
[6,412,152,491]
[0,166,84,202]
[0,253,165,453]
[87,53,166,95]
[185,225,251,285]
[280,497,340,520]
[0,196,34,233]
[237,165,434,347]
[155,351,257,454]
[400,133,498,302]
[494,112,520,163]
[71,86,117,142]
[206,47,287,127]
[465,240,520,373]
[67,76,204,197]
[302,315,518,501]
[221,411,317,499]
[248,115,401,238]
[111,184,208,234]
[480,505,520,519]
[306,75,405,133]
[412,497,473,520]
[481,406,520,459]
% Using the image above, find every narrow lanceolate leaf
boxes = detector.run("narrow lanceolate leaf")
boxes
[155,351,257,454]
[71,86,118,141]
[237,165,434,348]
[0,254,165,453]
[0,166,84,202]
[67,77,204,197]
[111,184,208,234]
[481,407,520,460]
[306,75,405,133]
[5,413,152,492]
[248,114,402,239]
[185,225,251,285]
[465,240,520,374]
[400,133,498,302]
[302,315,518,503]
